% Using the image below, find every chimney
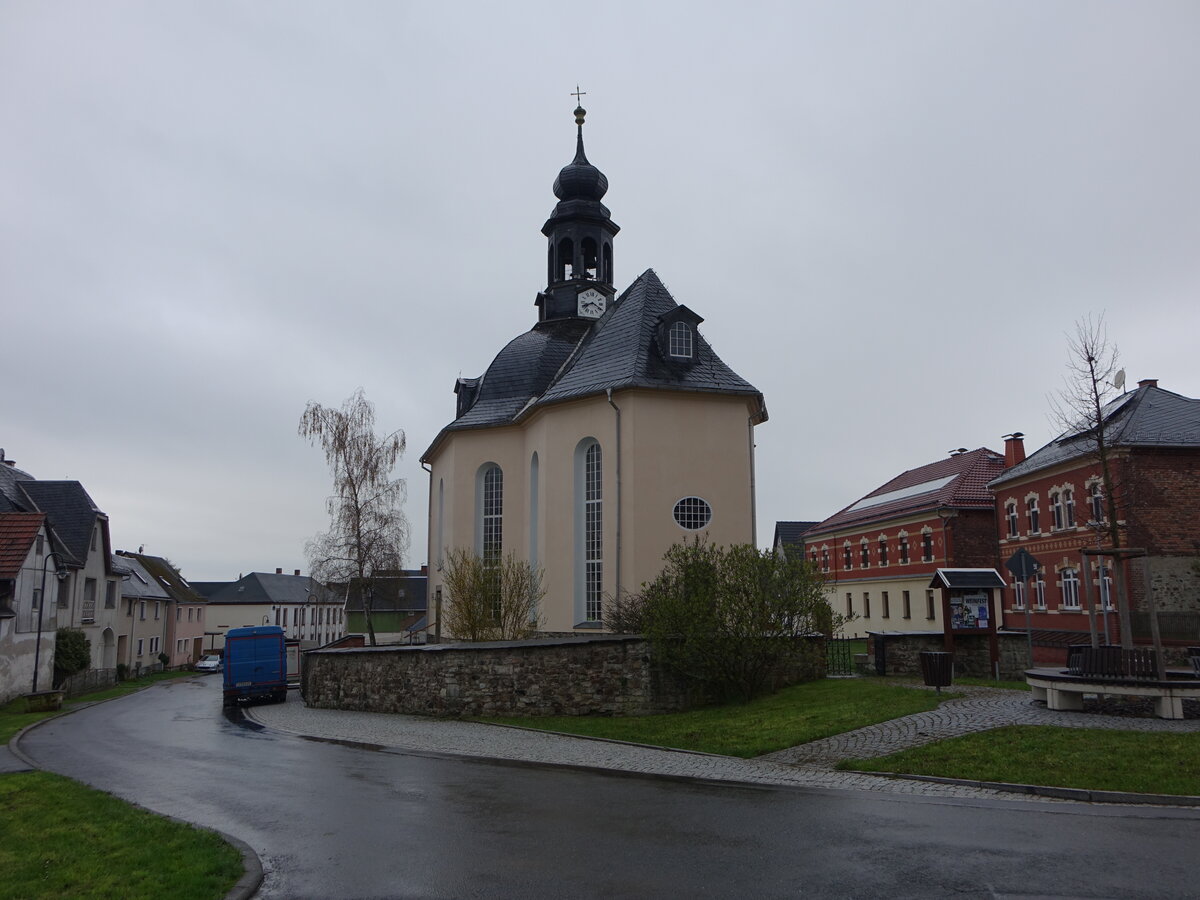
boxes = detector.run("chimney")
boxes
[1137,378,1158,389]
[276,568,283,575]
[294,569,300,577]
[420,564,428,576]
[1003,433,1026,468]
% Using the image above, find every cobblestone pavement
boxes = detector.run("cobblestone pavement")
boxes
[763,684,1200,766]
[248,684,1194,805]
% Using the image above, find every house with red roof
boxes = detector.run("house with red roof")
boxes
[0,512,68,702]
[802,448,1006,637]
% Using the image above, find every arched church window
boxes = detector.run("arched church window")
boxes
[557,238,574,281]
[602,242,612,283]
[668,321,692,358]
[582,237,598,280]
[477,464,503,561]
[547,244,554,285]
[575,439,603,623]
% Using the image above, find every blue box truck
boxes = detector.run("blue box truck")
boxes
[222,625,288,707]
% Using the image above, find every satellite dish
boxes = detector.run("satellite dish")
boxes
[1113,368,1126,392]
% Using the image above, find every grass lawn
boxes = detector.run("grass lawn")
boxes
[0,771,243,900]
[0,670,197,744]
[481,677,958,757]
[841,725,1200,796]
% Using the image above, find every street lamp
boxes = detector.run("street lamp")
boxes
[33,551,69,693]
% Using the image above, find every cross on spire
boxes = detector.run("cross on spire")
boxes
[571,85,587,105]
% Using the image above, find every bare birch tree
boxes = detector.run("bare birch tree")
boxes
[299,389,409,646]
[1050,314,1131,645]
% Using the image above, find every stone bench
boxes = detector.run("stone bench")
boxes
[1026,666,1200,720]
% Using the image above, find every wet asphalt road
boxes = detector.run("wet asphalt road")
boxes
[19,676,1200,899]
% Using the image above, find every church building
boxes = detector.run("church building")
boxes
[421,105,767,635]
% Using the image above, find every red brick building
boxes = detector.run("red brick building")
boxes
[989,379,1200,663]
[803,448,1006,637]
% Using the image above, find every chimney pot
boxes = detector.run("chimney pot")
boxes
[420,564,428,576]
[294,569,300,576]
[1137,378,1158,389]
[276,568,283,575]
[1003,432,1026,468]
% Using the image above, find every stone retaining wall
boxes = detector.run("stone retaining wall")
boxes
[867,631,1030,680]
[302,634,824,717]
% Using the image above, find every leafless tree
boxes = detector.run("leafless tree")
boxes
[299,389,409,646]
[1050,314,1131,645]
[441,548,544,641]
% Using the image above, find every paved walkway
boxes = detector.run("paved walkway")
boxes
[764,684,1200,766]
[248,683,1200,805]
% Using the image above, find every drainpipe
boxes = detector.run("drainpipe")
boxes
[606,389,623,606]
[421,461,436,639]
[748,415,758,546]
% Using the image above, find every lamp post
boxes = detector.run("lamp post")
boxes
[33,551,68,693]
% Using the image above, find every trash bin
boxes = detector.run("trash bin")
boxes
[919,651,953,692]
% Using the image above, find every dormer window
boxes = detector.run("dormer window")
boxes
[668,321,692,358]
[654,305,704,367]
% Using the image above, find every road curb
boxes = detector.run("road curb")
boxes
[8,688,266,899]
[841,769,1200,807]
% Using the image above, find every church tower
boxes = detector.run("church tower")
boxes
[537,103,620,322]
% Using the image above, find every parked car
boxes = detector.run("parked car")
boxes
[195,654,223,673]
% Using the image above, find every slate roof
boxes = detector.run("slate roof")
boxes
[115,552,205,605]
[773,521,819,550]
[0,513,46,582]
[190,581,235,599]
[423,269,765,460]
[341,570,428,613]
[114,554,173,601]
[205,572,332,606]
[808,448,1007,535]
[0,459,35,509]
[990,383,1200,488]
[18,481,107,572]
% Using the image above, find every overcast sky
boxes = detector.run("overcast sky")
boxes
[3,2,1198,580]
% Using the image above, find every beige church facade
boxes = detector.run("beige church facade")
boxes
[422,107,766,635]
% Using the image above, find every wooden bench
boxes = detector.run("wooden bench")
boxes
[1027,647,1200,720]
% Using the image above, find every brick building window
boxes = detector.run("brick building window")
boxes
[1063,488,1076,528]
[1005,502,1018,537]
[843,545,852,569]
[1033,572,1046,609]
[860,541,869,568]
[1027,497,1040,534]
[899,535,909,564]
[1060,568,1080,608]
[1012,582,1025,609]
[1090,482,1105,523]
[820,548,829,572]
[1050,492,1064,530]
[902,590,911,619]
[921,531,933,562]
[878,537,888,566]
[1099,566,1113,609]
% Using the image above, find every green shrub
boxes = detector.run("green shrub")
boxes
[52,628,91,688]
[624,539,844,702]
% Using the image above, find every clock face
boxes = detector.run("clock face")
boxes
[578,289,606,319]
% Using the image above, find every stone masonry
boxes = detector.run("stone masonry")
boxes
[868,630,1029,680]
[301,634,824,717]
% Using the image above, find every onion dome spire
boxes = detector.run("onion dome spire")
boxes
[552,100,608,202]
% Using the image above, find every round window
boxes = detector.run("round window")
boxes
[673,496,712,530]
